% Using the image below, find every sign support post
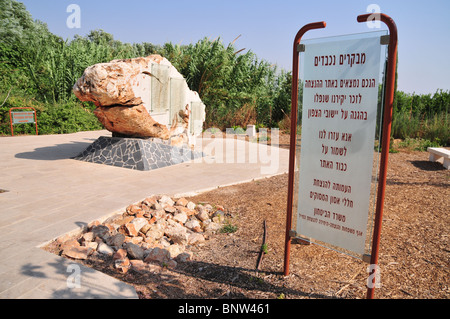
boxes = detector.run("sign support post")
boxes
[283,13,398,300]
[357,13,398,300]
[284,21,327,277]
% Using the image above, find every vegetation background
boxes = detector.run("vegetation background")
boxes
[0,0,448,148]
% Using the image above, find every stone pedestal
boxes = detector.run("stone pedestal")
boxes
[73,136,204,171]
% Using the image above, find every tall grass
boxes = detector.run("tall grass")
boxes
[0,0,448,144]
[160,37,291,129]
[1,1,292,133]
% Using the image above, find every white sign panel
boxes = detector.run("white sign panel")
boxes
[296,34,383,255]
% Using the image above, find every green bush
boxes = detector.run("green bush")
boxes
[397,137,442,152]
[392,90,449,146]
[37,101,102,134]
[0,93,101,135]
[392,111,449,146]
[0,94,43,135]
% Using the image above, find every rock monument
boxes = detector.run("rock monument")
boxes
[72,54,206,170]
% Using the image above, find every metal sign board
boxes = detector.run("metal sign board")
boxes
[11,111,36,124]
[295,32,386,256]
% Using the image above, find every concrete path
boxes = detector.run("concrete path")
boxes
[0,130,289,298]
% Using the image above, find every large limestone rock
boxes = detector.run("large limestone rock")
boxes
[93,104,170,139]
[73,55,205,147]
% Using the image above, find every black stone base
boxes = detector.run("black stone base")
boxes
[73,136,205,171]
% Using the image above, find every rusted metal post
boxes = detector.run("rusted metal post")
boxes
[284,21,326,276]
[357,13,398,299]
[9,108,13,136]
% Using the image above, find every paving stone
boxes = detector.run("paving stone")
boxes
[106,233,125,248]
[126,243,145,260]
[63,246,92,260]
[97,243,114,256]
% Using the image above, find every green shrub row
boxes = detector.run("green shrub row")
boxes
[0,0,448,147]
[0,94,102,135]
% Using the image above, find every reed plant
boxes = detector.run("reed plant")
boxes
[0,0,448,144]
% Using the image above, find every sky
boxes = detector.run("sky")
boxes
[18,0,450,95]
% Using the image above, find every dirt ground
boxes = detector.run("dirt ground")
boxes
[46,133,449,299]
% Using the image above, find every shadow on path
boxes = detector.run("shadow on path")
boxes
[15,141,93,161]
[20,255,137,299]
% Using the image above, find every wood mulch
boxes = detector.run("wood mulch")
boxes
[46,133,450,299]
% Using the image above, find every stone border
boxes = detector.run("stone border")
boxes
[44,195,232,275]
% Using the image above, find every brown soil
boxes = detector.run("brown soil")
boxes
[44,133,450,299]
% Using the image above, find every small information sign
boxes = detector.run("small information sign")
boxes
[295,32,386,256]
[9,107,38,136]
[11,111,36,124]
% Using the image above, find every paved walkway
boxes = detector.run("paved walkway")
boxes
[0,130,289,298]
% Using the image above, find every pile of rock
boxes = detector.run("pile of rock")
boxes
[57,195,229,273]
